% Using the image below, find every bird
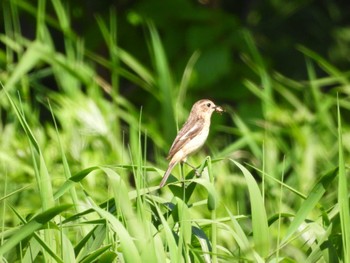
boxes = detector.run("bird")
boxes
[160,99,223,187]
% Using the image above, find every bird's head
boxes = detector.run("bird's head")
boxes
[191,99,224,119]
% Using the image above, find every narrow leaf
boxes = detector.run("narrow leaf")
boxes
[231,160,270,257]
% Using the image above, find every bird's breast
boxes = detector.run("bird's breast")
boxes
[181,126,210,157]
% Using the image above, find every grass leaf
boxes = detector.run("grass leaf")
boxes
[230,160,270,257]
[0,204,71,257]
[337,96,350,262]
[282,168,337,244]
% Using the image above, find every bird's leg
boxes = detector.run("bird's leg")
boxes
[180,162,185,187]
[183,161,201,177]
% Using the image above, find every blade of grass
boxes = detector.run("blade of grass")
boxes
[281,168,337,244]
[248,164,306,199]
[79,245,112,263]
[2,83,39,152]
[0,171,8,248]
[242,30,273,116]
[102,167,160,261]
[53,166,99,200]
[147,21,176,142]
[0,185,31,202]
[0,204,71,257]
[233,113,261,159]
[51,0,71,34]
[48,100,79,203]
[3,87,59,260]
[191,226,211,263]
[10,205,69,263]
[89,200,142,263]
[177,50,201,107]
[74,226,100,259]
[3,87,55,210]
[36,0,46,41]
[175,197,191,261]
[230,160,270,258]
[305,224,337,263]
[337,95,350,262]
[155,204,180,262]
[118,47,155,86]
[38,152,54,210]
[225,208,264,263]
[275,157,285,262]
[206,157,217,263]
[298,45,349,86]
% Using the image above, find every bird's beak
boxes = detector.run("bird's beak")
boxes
[214,105,224,114]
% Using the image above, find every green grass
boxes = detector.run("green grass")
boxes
[1,1,350,262]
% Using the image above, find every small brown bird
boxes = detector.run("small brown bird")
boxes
[160,99,223,187]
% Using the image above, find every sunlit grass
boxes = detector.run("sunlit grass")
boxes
[1,0,350,262]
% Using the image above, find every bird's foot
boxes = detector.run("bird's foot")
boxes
[194,169,201,177]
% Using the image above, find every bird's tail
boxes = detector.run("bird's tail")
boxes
[159,161,177,187]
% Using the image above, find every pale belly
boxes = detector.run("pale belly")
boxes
[178,127,209,161]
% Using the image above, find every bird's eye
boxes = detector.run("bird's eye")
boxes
[207,103,211,107]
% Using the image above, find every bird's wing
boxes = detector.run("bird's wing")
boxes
[167,118,204,160]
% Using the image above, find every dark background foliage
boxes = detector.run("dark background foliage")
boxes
[4,0,350,117]
[75,1,350,91]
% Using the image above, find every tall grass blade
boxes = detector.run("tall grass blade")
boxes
[175,197,191,261]
[231,160,270,257]
[48,100,80,213]
[233,113,261,158]
[242,30,273,116]
[177,50,201,106]
[3,87,55,210]
[0,185,31,202]
[155,204,180,262]
[147,21,176,142]
[102,167,160,261]
[298,46,349,85]
[282,168,337,244]
[118,47,155,86]
[337,97,350,262]
[22,237,62,263]
[0,204,71,256]
[79,245,112,263]
[53,166,99,199]
[206,156,217,263]
[226,208,264,263]
[38,153,54,210]
[192,226,211,263]
[51,0,71,34]
[6,38,47,90]
[89,203,142,263]
[36,0,46,41]
[22,231,66,263]
[2,87,39,151]
[305,224,337,263]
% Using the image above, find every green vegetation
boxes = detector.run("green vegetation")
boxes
[1,0,350,262]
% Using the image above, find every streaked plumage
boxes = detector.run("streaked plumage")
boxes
[160,99,223,187]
